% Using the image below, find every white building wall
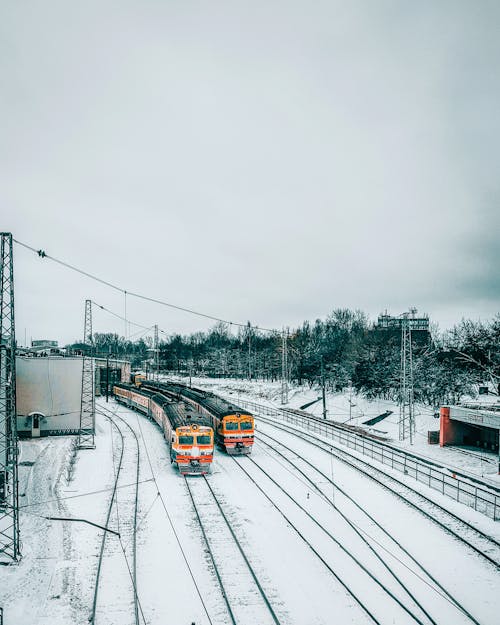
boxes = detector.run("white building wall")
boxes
[16,357,84,435]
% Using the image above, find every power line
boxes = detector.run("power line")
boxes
[92,301,152,332]
[14,238,277,333]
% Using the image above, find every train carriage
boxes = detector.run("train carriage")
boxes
[113,383,214,475]
[141,381,255,455]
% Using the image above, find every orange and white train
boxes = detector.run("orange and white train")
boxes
[113,383,214,475]
[141,381,255,455]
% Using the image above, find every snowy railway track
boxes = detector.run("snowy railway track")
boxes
[185,475,283,625]
[91,406,141,625]
[231,455,451,625]
[253,432,483,625]
[257,415,500,570]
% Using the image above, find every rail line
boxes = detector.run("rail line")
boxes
[227,396,500,518]
[227,459,395,625]
[184,475,282,625]
[254,431,482,625]
[91,406,141,625]
[256,414,500,569]
[231,455,455,625]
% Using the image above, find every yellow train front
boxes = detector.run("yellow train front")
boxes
[171,422,214,475]
[218,410,254,455]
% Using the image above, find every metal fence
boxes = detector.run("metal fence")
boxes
[232,396,500,521]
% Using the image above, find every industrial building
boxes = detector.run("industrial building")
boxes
[16,356,83,437]
[94,357,131,396]
[15,356,131,437]
[440,404,500,457]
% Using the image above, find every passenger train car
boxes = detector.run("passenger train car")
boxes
[141,381,255,455]
[113,383,214,475]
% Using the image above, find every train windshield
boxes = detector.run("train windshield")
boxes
[178,435,194,445]
[196,435,212,445]
[240,421,253,431]
[225,421,239,430]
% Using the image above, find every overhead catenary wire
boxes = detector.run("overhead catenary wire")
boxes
[14,238,278,333]
[92,301,153,332]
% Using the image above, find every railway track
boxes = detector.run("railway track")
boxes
[90,406,141,625]
[226,396,500,518]
[252,431,484,625]
[230,453,474,625]
[185,475,282,625]
[256,414,500,569]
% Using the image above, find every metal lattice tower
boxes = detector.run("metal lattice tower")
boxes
[154,324,159,381]
[0,232,20,562]
[399,312,415,443]
[281,328,289,405]
[78,299,95,449]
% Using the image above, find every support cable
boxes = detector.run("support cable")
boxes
[13,239,276,333]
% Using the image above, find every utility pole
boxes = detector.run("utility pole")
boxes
[321,356,327,419]
[79,299,95,449]
[154,324,159,381]
[281,328,288,405]
[0,232,20,562]
[105,352,109,403]
[247,321,252,380]
[399,311,415,443]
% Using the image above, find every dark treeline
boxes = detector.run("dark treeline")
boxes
[73,310,500,406]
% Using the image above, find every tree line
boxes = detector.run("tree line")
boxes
[69,310,500,406]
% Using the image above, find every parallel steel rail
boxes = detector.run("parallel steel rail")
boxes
[185,476,282,625]
[254,430,483,625]
[256,414,500,569]
[91,407,141,625]
[228,396,500,520]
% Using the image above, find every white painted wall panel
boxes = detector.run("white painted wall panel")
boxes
[16,357,84,433]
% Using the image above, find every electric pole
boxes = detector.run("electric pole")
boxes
[154,324,159,381]
[281,328,289,404]
[247,321,252,380]
[79,299,95,449]
[0,232,20,562]
[321,356,327,419]
[399,310,415,443]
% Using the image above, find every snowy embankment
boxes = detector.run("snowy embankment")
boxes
[1,384,499,625]
[185,376,500,483]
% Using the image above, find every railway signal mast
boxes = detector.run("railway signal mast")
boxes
[399,309,415,443]
[78,299,95,449]
[0,232,20,562]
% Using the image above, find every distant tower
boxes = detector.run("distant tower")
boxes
[78,299,95,449]
[154,324,159,381]
[281,328,289,405]
[0,232,20,561]
[399,311,415,443]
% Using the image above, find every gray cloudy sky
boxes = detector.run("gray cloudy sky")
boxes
[2,1,499,346]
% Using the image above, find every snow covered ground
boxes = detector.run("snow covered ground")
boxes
[187,376,500,483]
[1,380,499,625]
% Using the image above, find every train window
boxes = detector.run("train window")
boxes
[196,435,211,445]
[178,435,194,445]
[240,421,253,430]
[225,421,239,430]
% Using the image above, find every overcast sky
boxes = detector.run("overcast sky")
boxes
[2,1,499,346]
